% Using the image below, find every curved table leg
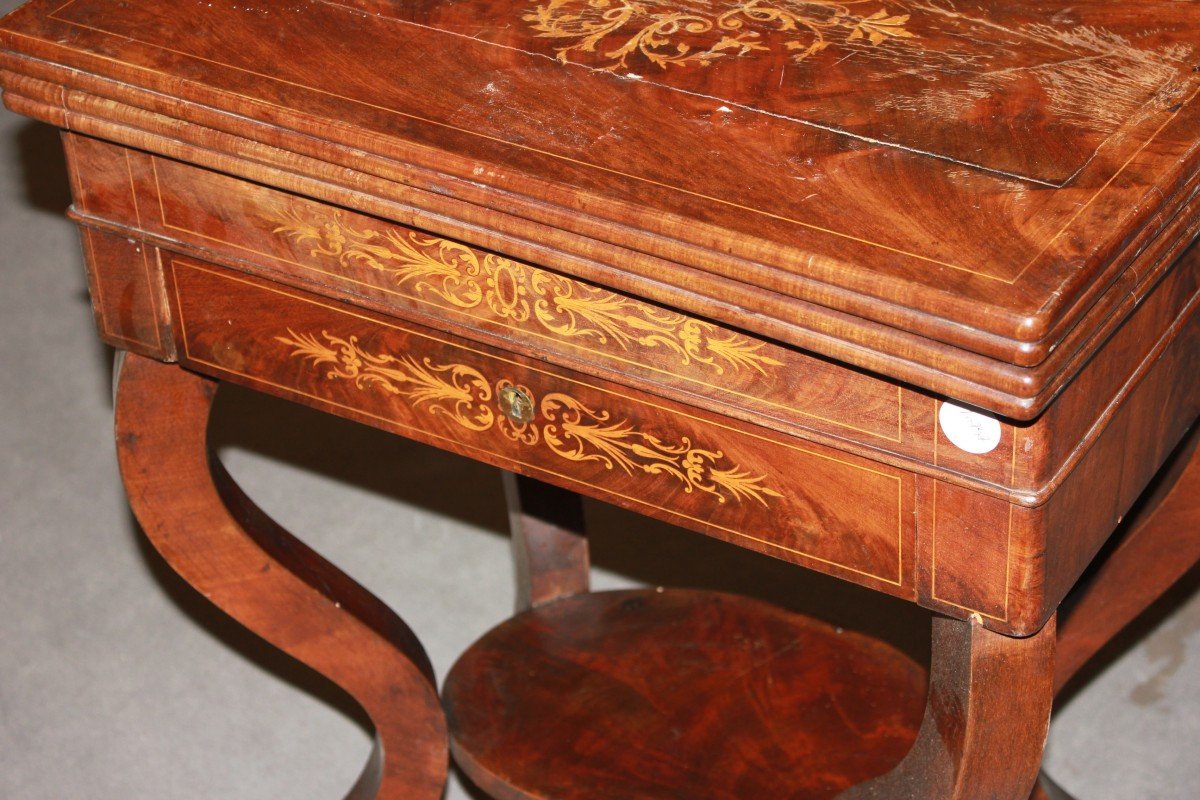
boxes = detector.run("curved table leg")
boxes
[1052,423,1200,695]
[838,614,1056,800]
[503,472,589,612]
[114,353,448,800]
[1031,423,1200,799]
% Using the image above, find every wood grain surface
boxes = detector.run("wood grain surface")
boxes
[163,253,918,598]
[3,0,1198,792]
[506,473,590,612]
[444,589,928,800]
[114,353,449,799]
[840,614,1055,800]
[1052,423,1200,694]
[5,0,1200,416]
[57,215,1192,634]
[54,133,1200,502]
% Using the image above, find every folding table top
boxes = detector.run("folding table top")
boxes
[3,0,1199,417]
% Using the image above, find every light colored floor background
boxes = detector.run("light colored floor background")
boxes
[1,3,1198,796]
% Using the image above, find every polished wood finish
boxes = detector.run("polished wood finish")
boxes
[1053,423,1200,694]
[32,122,1197,634]
[114,353,449,800]
[445,589,927,800]
[63,136,912,452]
[46,222,1188,636]
[841,615,1055,800]
[505,473,590,612]
[1029,425,1200,800]
[75,226,169,358]
[1025,424,1200,800]
[162,254,920,604]
[5,1,1200,415]
[44,130,1199,505]
[3,0,1199,797]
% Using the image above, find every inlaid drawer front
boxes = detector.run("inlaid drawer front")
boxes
[66,135,906,447]
[167,256,913,595]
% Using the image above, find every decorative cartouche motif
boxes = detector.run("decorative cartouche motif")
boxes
[523,0,914,71]
[278,329,783,507]
[271,207,782,376]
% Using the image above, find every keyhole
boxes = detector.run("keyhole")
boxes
[499,385,535,424]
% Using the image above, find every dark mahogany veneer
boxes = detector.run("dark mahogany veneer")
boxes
[2,1,1198,798]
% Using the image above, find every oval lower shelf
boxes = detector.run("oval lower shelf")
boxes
[443,589,926,800]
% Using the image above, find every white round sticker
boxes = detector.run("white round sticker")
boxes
[938,402,1002,455]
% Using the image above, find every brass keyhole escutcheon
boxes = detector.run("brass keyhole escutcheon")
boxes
[499,385,535,424]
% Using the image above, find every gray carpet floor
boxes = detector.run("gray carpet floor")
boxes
[1,3,1198,795]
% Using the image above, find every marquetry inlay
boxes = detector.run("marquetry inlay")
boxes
[270,207,784,376]
[523,0,915,71]
[278,328,784,507]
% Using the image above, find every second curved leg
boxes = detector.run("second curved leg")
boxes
[115,353,449,800]
[1052,422,1200,695]
[838,614,1056,800]
[1031,423,1200,799]
[504,472,589,612]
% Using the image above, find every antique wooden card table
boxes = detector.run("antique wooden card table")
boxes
[3,0,1200,797]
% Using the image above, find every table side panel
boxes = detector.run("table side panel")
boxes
[146,152,907,445]
[930,234,1199,500]
[1032,240,1200,488]
[143,138,1194,506]
[933,399,1022,493]
[920,480,1015,624]
[63,133,1200,507]
[55,131,1200,635]
[163,254,917,598]
[63,128,137,222]
[1039,303,1200,619]
[64,132,171,358]
[927,300,1200,636]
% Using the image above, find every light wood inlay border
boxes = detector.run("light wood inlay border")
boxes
[930,481,1014,623]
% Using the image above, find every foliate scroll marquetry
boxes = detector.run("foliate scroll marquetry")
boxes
[277,328,783,508]
[271,207,784,377]
[523,0,915,71]
[537,392,785,507]
[279,329,497,432]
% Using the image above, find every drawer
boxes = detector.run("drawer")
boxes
[165,254,916,597]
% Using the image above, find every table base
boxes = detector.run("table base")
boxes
[111,352,1200,800]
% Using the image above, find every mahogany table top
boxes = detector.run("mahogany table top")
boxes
[4,0,1200,417]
